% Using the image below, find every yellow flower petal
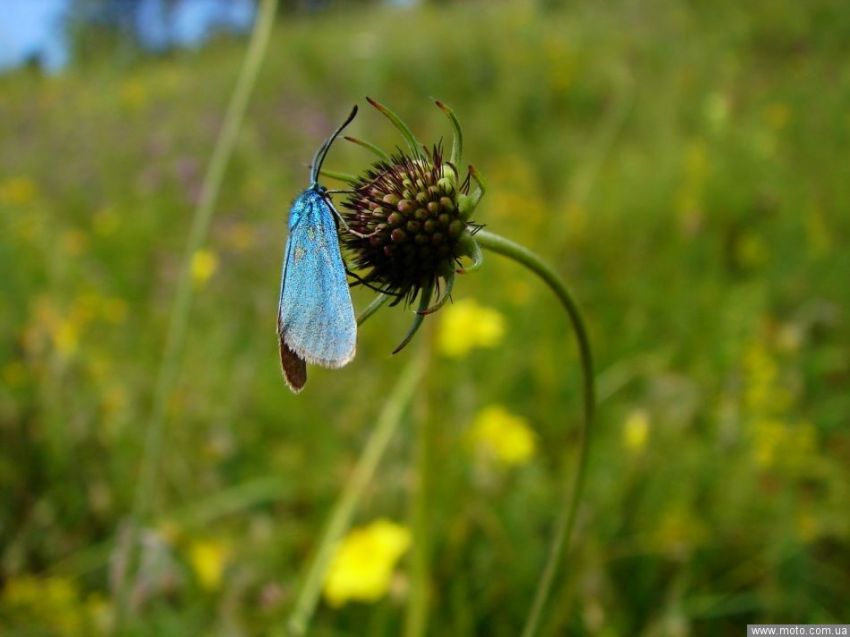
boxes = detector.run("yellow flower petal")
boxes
[0,176,38,206]
[188,539,230,592]
[191,249,219,287]
[438,298,505,358]
[468,405,536,466]
[52,320,79,357]
[623,409,650,453]
[323,519,411,607]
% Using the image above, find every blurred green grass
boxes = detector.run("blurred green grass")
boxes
[1,0,849,635]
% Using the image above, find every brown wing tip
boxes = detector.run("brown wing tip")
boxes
[280,338,307,393]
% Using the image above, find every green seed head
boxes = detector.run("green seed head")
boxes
[341,145,478,304]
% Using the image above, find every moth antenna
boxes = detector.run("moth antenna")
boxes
[310,105,358,187]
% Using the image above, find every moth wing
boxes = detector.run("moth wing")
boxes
[277,191,357,380]
[279,338,307,393]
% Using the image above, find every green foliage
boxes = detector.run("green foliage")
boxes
[1,0,849,634]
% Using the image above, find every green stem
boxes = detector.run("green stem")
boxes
[474,229,595,637]
[405,337,432,637]
[287,350,427,636]
[357,293,389,325]
[116,0,277,621]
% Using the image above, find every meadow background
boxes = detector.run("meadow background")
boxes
[2,0,850,635]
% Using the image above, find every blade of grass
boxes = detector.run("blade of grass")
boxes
[287,349,427,636]
[115,0,278,623]
[404,328,433,637]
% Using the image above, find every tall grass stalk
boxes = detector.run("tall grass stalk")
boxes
[287,349,427,636]
[115,0,277,620]
[475,230,596,637]
[405,330,433,637]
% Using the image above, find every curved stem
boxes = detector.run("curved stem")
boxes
[357,293,389,325]
[474,229,595,637]
[287,349,427,636]
[116,0,277,622]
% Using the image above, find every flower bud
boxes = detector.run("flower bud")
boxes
[341,146,478,304]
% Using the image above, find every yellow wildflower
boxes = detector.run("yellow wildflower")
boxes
[188,539,230,592]
[84,592,113,635]
[742,341,780,416]
[752,419,817,472]
[3,575,75,608]
[191,249,219,287]
[52,319,80,357]
[468,405,536,466]
[0,176,37,206]
[323,519,411,607]
[438,298,505,358]
[623,409,650,453]
[1,575,92,635]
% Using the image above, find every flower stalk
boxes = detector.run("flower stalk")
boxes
[474,229,595,637]
[309,101,596,636]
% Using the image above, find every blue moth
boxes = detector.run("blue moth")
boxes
[278,106,359,392]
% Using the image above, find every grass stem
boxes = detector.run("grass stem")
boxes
[287,350,427,636]
[404,333,432,637]
[115,0,277,623]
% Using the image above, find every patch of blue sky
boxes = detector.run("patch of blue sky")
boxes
[0,0,256,74]
[0,0,70,73]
